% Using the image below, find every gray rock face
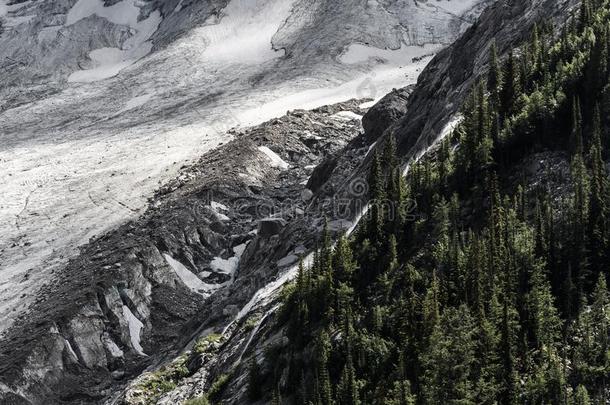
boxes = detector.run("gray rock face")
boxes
[257,219,287,238]
[361,85,414,143]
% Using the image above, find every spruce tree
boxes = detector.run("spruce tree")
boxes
[488,41,503,110]
[500,50,520,120]
[368,152,386,248]
[247,359,264,401]
[315,330,334,405]
[587,112,608,281]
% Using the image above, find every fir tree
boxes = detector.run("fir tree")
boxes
[500,50,520,120]
[247,359,264,401]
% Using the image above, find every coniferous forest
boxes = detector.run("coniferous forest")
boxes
[262,1,610,404]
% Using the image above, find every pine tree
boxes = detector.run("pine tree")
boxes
[315,330,334,405]
[476,81,494,170]
[466,235,485,320]
[527,262,562,351]
[579,0,592,31]
[587,111,608,282]
[421,305,477,405]
[589,273,610,395]
[573,385,591,405]
[333,235,356,286]
[500,50,520,120]
[368,152,386,247]
[383,135,399,176]
[499,299,517,405]
[247,359,264,401]
[337,310,360,405]
[571,153,590,297]
[488,41,503,110]
[422,271,441,337]
[571,97,584,155]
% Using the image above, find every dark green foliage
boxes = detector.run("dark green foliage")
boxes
[268,2,610,404]
[247,360,264,401]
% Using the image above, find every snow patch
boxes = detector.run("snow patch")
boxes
[118,93,154,114]
[211,201,229,211]
[163,254,214,296]
[258,146,289,170]
[366,141,378,156]
[233,242,247,257]
[198,0,295,64]
[210,256,239,275]
[63,338,79,361]
[122,305,146,356]
[210,242,248,277]
[333,111,363,121]
[67,0,161,82]
[440,114,463,139]
[359,100,377,109]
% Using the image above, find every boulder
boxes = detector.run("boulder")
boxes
[257,218,287,237]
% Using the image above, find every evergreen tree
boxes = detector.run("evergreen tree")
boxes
[315,330,334,405]
[368,152,386,247]
[421,306,477,405]
[488,41,503,109]
[247,359,264,401]
[587,112,608,281]
[499,300,517,405]
[500,51,520,120]
[573,385,591,405]
[571,97,584,155]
